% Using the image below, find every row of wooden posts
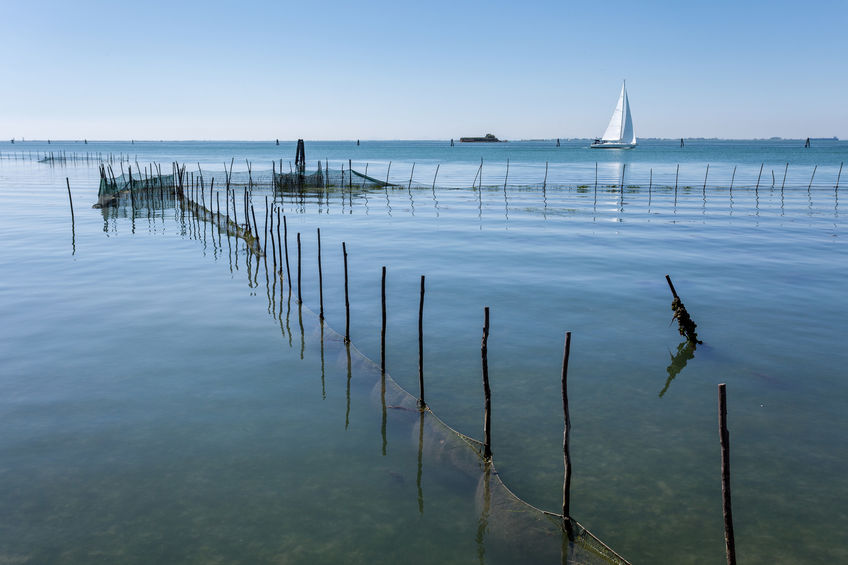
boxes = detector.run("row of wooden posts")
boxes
[68,167,739,564]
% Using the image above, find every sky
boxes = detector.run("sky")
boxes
[1,0,846,140]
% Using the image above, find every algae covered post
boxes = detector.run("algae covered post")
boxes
[481,307,492,459]
[718,383,736,565]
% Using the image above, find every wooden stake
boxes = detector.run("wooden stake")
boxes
[718,383,737,565]
[704,164,710,191]
[65,178,75,223]
[418,275,426,409]
[296,232,302,304]
[381,266,387,373]
[481,307,492,459]
[782,162,788,190]
[283,215,291,288]
[836,162,843,190]
[343,242,350,342]
[730,166,737,191]
[503,158,509,190]
[809,164,817,190]
[317,228,324,320]
[755,162,763,190]
[562,331,572,525]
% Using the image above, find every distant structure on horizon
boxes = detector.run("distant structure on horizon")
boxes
[460,133,503,143]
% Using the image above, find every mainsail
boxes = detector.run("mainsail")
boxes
[600,82,636,145]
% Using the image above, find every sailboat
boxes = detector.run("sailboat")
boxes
[590,81,636,149]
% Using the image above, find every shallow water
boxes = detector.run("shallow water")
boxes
[1,139,847,564]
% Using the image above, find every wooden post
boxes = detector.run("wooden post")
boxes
[432,164,440,190]
[665,274,679,300]
[756,162,763,190]
[296,232,302,304]
[283,215,291,288]
[649,168,653,192]
[317,228,324,320]
[481,307,492,459]
[343,242,350,342]
[65,178,75,223]
[385,161,392,187]
[675,163,679,192]
[543,161,548,191]
[250,204,260,250]
[836,162,843,190]
[730,166,737,191]
[809,164,817,190]
[704,164,710,191]
[418,275,426,409]
[562,331,572,527]
[503,158,509,190]
[782,162,788,190]
[381,266,387,373]
[718,383,737,565]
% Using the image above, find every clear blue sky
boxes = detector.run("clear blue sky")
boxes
[1,0,845,140]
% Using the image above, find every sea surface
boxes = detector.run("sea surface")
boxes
[1,139,846,564]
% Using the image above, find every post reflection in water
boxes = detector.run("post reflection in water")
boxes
[417,409,424,515]
[659,340,696,398]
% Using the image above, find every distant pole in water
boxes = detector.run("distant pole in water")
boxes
[809,165,817,190]
[675,164,679,193]
[704,164,710,192]
[283,215,291,289]
[276,138,279,146]
[730,166,737,191]
[782,163,788,190]
[755,163,763,190]
[343,242,350,343]
[417,275,426,409]
[317,228,324,320]
[561,331,573,528]
[836,162,843,190]
[680,138,684,148]
[594,162,598,192]
[481,307,492,459]
[296,232,302,304]
[556,138,560,147]
[357,139,360,146]
[381,266,387,374]
[718,383,737,565]
[65,178,75,224]
[503,158,509,190]
[450,139,454,147]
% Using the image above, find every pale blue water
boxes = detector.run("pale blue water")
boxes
[1,139,846,564]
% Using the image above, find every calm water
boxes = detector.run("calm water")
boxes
[1,139,847,564]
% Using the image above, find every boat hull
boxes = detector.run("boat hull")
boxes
[590,142,636,149]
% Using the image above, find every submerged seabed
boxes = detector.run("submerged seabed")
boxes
[1,140,847,564]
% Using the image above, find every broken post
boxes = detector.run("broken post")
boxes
[665,274,701,345]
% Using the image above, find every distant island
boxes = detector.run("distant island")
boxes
[459,133,504,143]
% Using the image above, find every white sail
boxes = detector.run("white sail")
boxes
[601,83,626,142]
[592,81,636,148]
[621,87,635,144]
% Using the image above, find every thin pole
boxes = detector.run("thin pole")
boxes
[782,162,788,190]
[543,161,548,191]
[730,166,737,190]
[836,162,843,190]
[65,178,75,223]
[594,162,598,192]
[381,266,387,373]
[283,215,291,288]
[432,164,440,190]
[755,163,763,190]
[317,228,324,320]
[718,383,737,565]
[704,164,710,191]
[503,158,509,190]
[296,232,302,304]
[809,164,817,190]
[418,275,426,409]
[675,164,679,192]
[562,331,573,525]
[343,242,350,342]
[481,307,492,459]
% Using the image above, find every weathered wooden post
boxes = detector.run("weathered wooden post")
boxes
[418,275,426,409]
[343,242,350,342]
[718,383,737,565]
[296,232,302,304]
[561,331,572,529]
[65,178,75,224]
[481,307,492,459]
[381,266,387,373]
[317,228,324,320]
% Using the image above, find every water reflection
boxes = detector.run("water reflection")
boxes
[659,340,696,398]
